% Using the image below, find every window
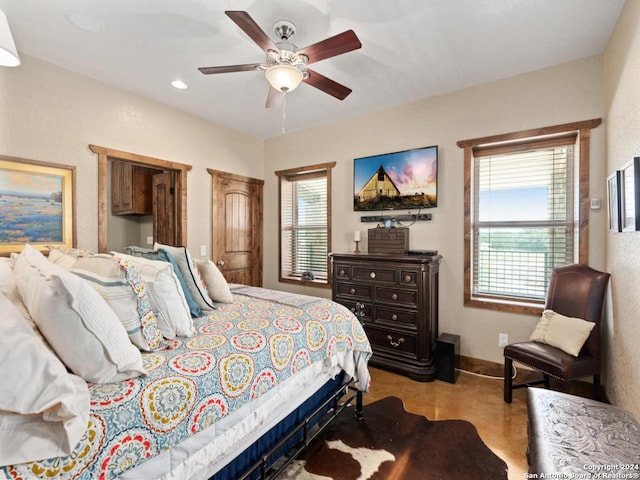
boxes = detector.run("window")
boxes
[458,119,601,314]
[276,162,335,287]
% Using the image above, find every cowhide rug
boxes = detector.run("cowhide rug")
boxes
[278,396,508,480]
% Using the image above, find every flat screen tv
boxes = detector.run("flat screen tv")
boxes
[353,145,438,211]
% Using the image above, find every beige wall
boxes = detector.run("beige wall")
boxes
[2,49,620,391]
[264,55,607,366]
[0,55,264,257]
[603,0,640,418]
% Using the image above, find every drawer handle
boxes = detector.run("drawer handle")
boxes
[370,272,376,279]
[391,314,398,321]
[404,274,412,282]
[387,335,405,348]
[391,293,398,300]
[339,269,347,277]
[350,288,356,295]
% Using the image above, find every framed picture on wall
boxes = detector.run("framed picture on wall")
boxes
[607,170,622,232]
[0,156,76,255]
[620,157,640,232]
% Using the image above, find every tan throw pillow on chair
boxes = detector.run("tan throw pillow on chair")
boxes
[529,310,553,342]
[530,309,595,356]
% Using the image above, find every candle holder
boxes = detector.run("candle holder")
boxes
[354,240,361,254]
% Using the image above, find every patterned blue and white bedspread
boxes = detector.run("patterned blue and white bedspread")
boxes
[2,290,372,480]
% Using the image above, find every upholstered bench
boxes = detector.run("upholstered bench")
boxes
[527,388,640,476]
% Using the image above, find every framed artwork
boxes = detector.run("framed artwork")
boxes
[620,157,640,232]
[607,171,622,232]
[0,156,76,254]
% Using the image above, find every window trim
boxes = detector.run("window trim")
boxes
[457,119,601,315]
[275,161,335,288]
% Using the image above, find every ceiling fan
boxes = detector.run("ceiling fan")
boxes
[198,11,362,108]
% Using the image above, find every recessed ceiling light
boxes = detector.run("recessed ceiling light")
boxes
[66,12,104,33]
[171,79,188,90]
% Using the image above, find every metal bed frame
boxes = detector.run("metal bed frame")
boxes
[236,382,364,480]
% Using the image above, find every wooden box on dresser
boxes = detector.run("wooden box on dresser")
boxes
[330,252,441,381]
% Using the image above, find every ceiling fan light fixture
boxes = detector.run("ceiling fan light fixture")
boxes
[0,9,20,67]
[265,64,303,93]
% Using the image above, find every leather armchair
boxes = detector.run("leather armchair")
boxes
[503,264,610,403]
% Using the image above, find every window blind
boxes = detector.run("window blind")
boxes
[280,173,328,281]
[472,140,576,301]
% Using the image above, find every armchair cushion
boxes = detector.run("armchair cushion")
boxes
[504,342,599,380]
[529,309,595,357]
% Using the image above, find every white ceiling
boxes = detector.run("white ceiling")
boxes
[1,0,625,139]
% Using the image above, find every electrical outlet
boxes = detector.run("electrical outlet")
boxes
[498,333,509,348]
[146,236,153,245]
[200,245,206,256]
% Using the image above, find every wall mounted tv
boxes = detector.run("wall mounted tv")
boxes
[353,145,438,211]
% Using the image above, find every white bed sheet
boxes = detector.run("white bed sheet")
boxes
[118,353,349,480]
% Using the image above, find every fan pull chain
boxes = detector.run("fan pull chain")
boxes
[281,91,287,133]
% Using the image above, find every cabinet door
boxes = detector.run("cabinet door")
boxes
[111,161,133,214]
[111,161,153,215]
[153,171,177,245]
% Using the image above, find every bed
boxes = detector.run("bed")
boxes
[0,245,371,480]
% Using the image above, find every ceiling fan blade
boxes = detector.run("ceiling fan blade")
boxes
[225,11,279,53]
[297,30,362,65]
[265,87,284,109]
[198,63,262,75]
[303,69,352,100]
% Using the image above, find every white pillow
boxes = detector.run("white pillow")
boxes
[0,258,31,319]
[14,244,147,383]
[112,252,195,338]
[529,309,595,357]
[47,246,82,269]
[155,242,215,312]
[0,292,90,465]
[195,258,233,304]
[71,254,165,351]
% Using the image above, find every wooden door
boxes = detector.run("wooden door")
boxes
[153,171,177,246]
[209,169,264,286]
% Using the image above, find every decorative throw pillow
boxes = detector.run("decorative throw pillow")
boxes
[529,309,595,357]
[195,258,233,303]
[528,310,552,342]
[46,245,93,269]
[155,242,216,312]
[125,246,202,318]
[0,292,90,465]
[112,252,195,338]
[71,254,165,351]
[14,244,147,383]
[0,258,31,320]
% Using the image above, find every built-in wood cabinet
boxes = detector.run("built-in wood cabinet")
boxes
[330,252,441,381]
[111,160,155,215]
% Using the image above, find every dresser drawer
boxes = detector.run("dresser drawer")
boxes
[399,270,418,286]
[365,325,417,358]
[335,282,372,300]
[374,306,417,328]
[375,287,417,307]
[335,299,372,322]
[334,264,351,280]
[352,266,396,283]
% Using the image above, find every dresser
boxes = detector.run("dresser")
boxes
[330,253,441,381]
